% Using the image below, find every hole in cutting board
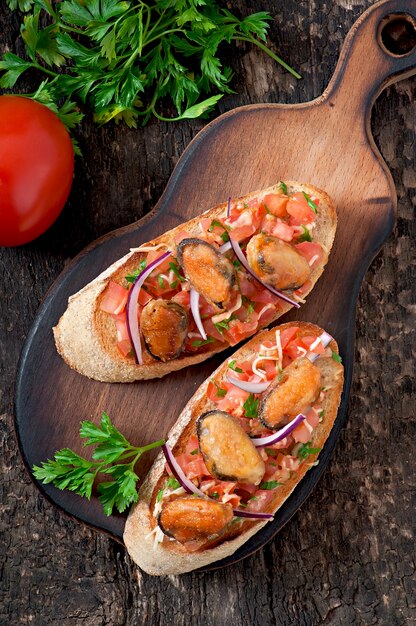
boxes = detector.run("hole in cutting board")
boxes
[378,13,416,56]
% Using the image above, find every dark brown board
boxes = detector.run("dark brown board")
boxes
[14,0,416,571]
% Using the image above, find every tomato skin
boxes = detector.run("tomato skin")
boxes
[0,96,74,246]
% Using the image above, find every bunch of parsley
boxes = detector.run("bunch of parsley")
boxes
[1,0,300,135]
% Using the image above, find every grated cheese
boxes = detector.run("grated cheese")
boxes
[211,294,242,324]
[308,254,320,267]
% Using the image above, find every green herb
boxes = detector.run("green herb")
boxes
[279,181,288,195]
[2,2,300,136]
[190,449,198,455]
[269,461,277,467]
[331,350,342,363]
[265,448,278,457]
[249,496,258,501]
[243,393,259,418]
[214,314,237,333]
[259,480,281,490]
[157,274,165,288]
[319,409,325,419]
[156,489,164,502]
[228,359,243,373]
[208,219,229,242]
[125,259,146,283]
[170,280,178,289]
[242,295,255,315]
[191,336,215,348]
[212,381,227,397]
[297,442,321,460]
[302,192,318,214]
[169,261,185,282]
[32,411,164,516]
[297,225,312,243]
[211,492,219,499]
[165,476,181,490]
[232,260,241,269]
[277,368,283,383]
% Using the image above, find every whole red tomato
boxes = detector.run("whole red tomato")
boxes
[0,96,74,246]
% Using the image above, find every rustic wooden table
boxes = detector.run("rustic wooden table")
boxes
[1,1,414,624]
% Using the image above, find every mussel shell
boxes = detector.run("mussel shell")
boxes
[246,233,311,291]
[158,496,233,543]
[177,238,235,309]
[259,358,321,429]
[140,299,189,362]
[197,410,265,485]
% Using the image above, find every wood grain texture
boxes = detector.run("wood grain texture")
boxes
[1,1,415,624]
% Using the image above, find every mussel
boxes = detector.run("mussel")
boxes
[259,358,321,429]
[246,233,311,291]
[158,496,233,543]
[197,410,265,485]
[177,238,235,309]
[140,299,189,361]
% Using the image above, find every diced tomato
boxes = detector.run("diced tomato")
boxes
[172,290,191,309]
[252,288,278,304]
[185,435,199,456]
[300,335,325,355]
[246,490,276,512]
[238,482,258,496]
[294,279,312,296]
[217,386,250,413]
[292,422,312,444]
[295,242,323,267]
[247,197,259,209]
[230,225,256,242]
[306,408,320,428]
[114,313,132,357]
[137,289,152,306]
[174,230,191,244]
[262,359,277,380]
[262,193,289,217]
[186,458,210,479]
[280,327,300,349]
[277,453,301,472]
[100,281,129,315]
[286,192,317,225]
[224,317,258,346]
[239,275,258,299]
[201,317,227,343]
[270,220,294,242]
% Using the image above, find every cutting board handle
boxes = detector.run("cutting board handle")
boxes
[323,0,416,114]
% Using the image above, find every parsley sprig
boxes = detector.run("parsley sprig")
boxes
[2,0,300,133]
[32,411,165,516]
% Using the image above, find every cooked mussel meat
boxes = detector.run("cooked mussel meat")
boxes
[177,238,235,309]
[140,299,189,361]
[197,410,265,485]
[158,496,233,543]
[246,233,311,291]
[259,358,321,429]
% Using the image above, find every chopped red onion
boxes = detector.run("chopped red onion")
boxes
[227,373,270,394]
[219,240,232,253]
[162,443,274,520]
[126,251,171,364]
[227,197,300,309]
[251,413,306,447]
[307,331,333,362]
[190,289,207,341]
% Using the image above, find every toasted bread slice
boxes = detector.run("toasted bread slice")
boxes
[54,182,336,381]
[124,322,344,575]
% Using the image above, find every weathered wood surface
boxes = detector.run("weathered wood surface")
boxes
[1,1,415,624]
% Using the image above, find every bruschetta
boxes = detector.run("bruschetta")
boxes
[123,321,344,575]
[54,182,336,381]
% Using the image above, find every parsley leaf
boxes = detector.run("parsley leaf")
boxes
[125,259,146,283]
[212,381,227,397]
[169,261,185,282]
[228,360,243,373]
[32,411,165,516]
[191,336,215,348]
[279,181,288,195]
[297,225,312,243]
[331,350,342,363]
[3,1,299,134]
[297,443,321,460]
[259,480,281,490]
[243,393,259,418]
[302,192,318,214]
[165,477,181,490]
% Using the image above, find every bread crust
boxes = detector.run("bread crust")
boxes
[54,181,337,382]
[123,321,344,575]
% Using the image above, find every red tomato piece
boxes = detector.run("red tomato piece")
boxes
[262,193,289,217]
[294,242,323,266]
[100,281,129,315]
[0,96,74,246]
[286,192,316,225]
[280,327,300,349]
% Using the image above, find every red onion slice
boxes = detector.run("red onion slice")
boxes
[126,251,171,364]
[232,509,274,520]
[162,443,273,520]
[219,241,232,253]
[227,373,270,394]
[162,444,206,497]
[227,197,300,309]
[190,289,207,341]
[251,413,306,447]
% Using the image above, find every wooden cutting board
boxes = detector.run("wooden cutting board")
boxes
[15,0,416,571]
